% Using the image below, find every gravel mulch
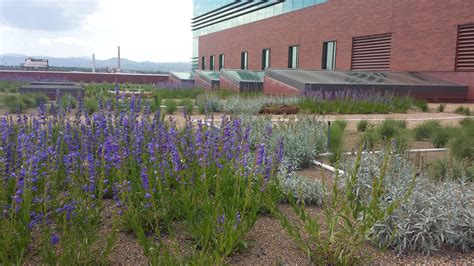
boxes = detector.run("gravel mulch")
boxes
[226,213,311,265]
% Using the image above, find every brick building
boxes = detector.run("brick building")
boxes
[192,0,474,101]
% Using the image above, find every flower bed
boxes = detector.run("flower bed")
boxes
[0,101,283,264]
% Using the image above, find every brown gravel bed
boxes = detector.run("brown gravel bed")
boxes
[226,213,311,265]
[100,200,147,265]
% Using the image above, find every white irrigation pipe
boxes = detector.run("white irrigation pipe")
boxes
[318,148,448,157]
[325,116,474,122]
[314,148,448,175]
[313,160,345,175]
[269,115,474,123]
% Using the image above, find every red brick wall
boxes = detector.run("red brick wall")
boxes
[168,74,181,86]
[194,74,213,90]
[0,70,168,84]
[263,76,301,96]
[198,0,474,72]
[422,72,474,102]
[219,75,240,92]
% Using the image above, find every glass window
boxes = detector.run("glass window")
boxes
[243,13,250,24]
[256,9,265,20]
[241,51,248,70]
[288,45,299,69]
[262,49,271,70]
[210,55,215,70]
[265,6,274,18]
[292,0,304,10]
[273,3,283,16]
[201,56,206,70]
[192,37,199,58]
[304,0,315,8]
[283,1,292,12]
[250,11,258,22]
[219,54,225,69]
[193,1,328,37]
[322,41,336,70]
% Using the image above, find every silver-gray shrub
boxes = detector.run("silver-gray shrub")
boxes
[239,115,327,205]
[240,115,326,169]
[224,96,300,114]
[341,153,474,255]
[277,165,325,205]
[195,93,223,113]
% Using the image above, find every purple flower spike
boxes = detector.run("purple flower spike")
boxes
[50,232,59,246]
[256,143,266,167]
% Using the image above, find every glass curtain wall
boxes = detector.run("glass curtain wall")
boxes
[192,0,328,66]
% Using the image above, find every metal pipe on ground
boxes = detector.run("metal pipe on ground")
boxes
[313,160,345,175]
[269,116,474,123]
[313,148,448,175]
[317,148,448,157]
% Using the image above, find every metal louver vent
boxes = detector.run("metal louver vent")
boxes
[456,24,474,71]
[351,33,392,71]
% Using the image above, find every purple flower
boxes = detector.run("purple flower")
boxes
[141,167,149,191]
[50,232,59,245]
[234,211,241,229]
[218,214,225,225]
[256,143,266,167]
[275,138,284,164]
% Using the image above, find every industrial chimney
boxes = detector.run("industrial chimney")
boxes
[92,53,96,73]
[117,46,121,72]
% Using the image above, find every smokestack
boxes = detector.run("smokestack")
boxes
[117,46,121,72]
[92,53,96,73]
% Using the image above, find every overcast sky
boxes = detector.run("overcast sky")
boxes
[0,0,193,62]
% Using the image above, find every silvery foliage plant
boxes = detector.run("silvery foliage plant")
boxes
[240,115,326,169]
[341,152,474,255]
[195,93,223,113]
[224,96,300,114]
[240,115,327,204]
[277,164,325,205]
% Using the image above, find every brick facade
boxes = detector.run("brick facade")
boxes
[198,0,474,72]
[197,0,474,100]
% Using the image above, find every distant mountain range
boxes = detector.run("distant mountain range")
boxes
[0,54,191,73]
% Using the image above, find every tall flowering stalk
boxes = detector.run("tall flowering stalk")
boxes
[0,100,283,264]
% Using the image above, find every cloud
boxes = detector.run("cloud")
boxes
[0,0,193,62]
[38,36,86,46]
[0,0,99,31]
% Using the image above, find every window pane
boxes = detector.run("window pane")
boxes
[283,1,292,13]
[304,0,315,8]
[241,52,248,70]
[262,49,271,70]
[219,54,225,69]
[322,41,336,70]
[210,56,215,70]
[273,3,283,16]
[245,52,248,69]
[291,46,298,68]
[292,0,303,10]
[326,42,334,70]
[266,50,270,68]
